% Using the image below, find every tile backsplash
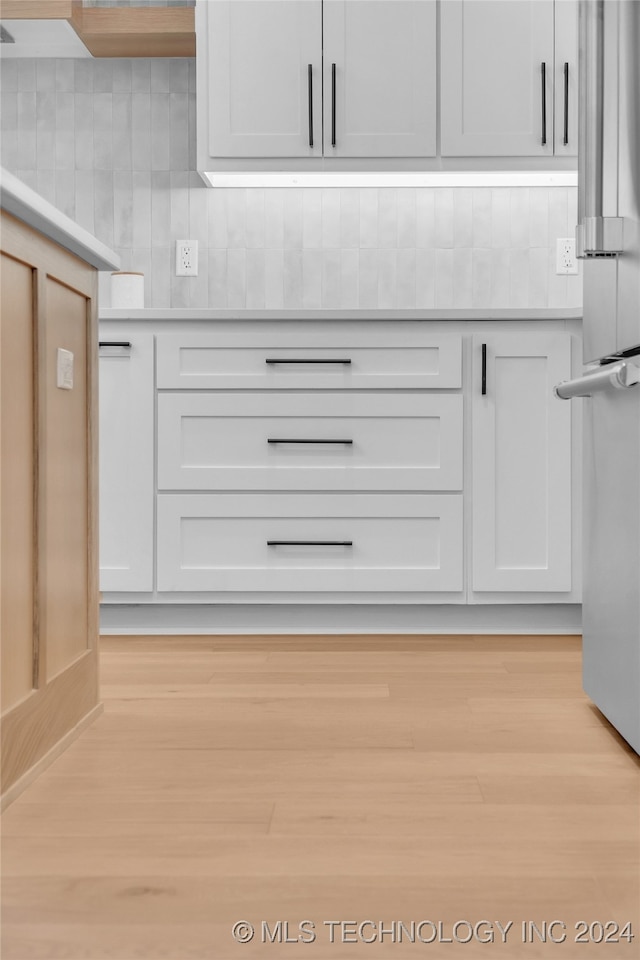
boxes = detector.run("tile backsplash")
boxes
[1,57,582,310]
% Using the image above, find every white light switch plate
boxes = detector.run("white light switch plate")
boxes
[56,348,74,390]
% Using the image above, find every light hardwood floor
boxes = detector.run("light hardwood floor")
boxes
[2,634,639,959]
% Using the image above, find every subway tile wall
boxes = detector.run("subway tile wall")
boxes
[0,57,582,310]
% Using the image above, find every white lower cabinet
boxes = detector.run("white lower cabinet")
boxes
[157,494,463,593]
[99,318,579,615]
[98,334,154,591]
[471,333,573,592]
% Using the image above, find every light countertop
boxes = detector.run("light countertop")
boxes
[0,168,120,272]
[100,308,582,322]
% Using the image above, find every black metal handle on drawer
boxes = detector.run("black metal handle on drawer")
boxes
[99,341,131,348]
[481,343,487,395]
[265,358,352,365]
[267,438,353,445]
[267,540,353,547]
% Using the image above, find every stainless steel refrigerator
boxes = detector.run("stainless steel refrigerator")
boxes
[554,0,640,754]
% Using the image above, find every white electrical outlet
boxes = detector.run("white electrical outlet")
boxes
[176,239,198,277]
[556,237,579,275]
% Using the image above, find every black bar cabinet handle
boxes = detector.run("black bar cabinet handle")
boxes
[541,62,547,146]
[267,438,353,445]
[99,341,131,348]
[307,64,314,148]
[331,62,336,147]
[267,540,353,547]
[563,61,569,145]
[265,358,352,365]
[481,343,487,396]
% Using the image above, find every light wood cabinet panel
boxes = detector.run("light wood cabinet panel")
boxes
[42,278,90,681]
[0,211,101,805]
[0,253,36,711]
[471,333,573,592]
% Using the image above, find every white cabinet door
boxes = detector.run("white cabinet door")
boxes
[554,0,578,157]
[323,0,436,158]
[98,336,154,592]
[472,334,572,592]
[207,0,322,158]
[157,493,463,593]
[441,0,555,157]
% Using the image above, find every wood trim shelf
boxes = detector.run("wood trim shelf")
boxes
[0,1,74,17]
[0,2,195,58]
[70,5,195,58]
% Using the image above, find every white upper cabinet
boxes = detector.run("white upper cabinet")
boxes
[200,0,436,163]
[441,0,554,157]
[207,0,321,158]
[198,0,577,169]
[322,0,436,158]
[441,0,577,158]
[554,0,579,157]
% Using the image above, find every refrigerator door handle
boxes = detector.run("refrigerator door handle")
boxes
[554,361,640,399]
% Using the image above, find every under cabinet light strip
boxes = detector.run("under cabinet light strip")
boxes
[202,172,578,189]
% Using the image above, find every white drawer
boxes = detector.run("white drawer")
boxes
[157,392,463,492]
[157,494,463,593]
[156,325,462,390]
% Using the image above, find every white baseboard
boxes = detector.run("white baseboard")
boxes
[100,603,582,635]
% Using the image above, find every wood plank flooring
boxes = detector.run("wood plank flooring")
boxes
[2,634,639,959]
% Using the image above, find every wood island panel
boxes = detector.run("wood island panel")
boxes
[0,211,100,805]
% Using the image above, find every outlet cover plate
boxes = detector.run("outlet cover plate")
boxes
[176,240,198,277]
[556,237,579,274]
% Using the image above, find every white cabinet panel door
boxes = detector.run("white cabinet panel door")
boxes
[208,0,322,158]
[157,494,463,593]
[472,334,572,592]
[99,336,154,591]
[323,0,436,157]
[441,0,554,156]
[157,392,463,491]
[554,0,578,157]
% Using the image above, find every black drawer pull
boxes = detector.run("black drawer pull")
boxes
[265,358,352,365]
[267,438,353,445]
[99,341,131,348]
[481,343,487,395]
[267,540,353,547]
